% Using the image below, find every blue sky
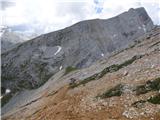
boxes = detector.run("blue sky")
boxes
[1,0,160,34]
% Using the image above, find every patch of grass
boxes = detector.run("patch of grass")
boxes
[70,55,143,88]
[96,84,124,99]
[135,77,160,95]
[1,93,13,107]
[147,94,160,104]
[64,66,77,75]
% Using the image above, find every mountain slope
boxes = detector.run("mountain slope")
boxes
[1,7,154,93]
[1,28,26,53]
[2,25,160,120]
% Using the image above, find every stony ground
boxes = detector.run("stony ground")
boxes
[2,27,160,120]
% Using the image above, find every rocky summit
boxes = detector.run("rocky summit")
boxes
[1,7,154,94]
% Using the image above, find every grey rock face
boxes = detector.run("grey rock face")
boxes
[1,7,154,91]
[1,30,25,53]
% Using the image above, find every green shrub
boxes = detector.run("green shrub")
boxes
[96,84,124,99]
[69,83,79,88]
[64,66,77,75]
[118,55,142,68]
[69,73,98,89]
[149,78,160,90]
[135,77,160,95]
[147,94,160,104]
[132,94,160,107]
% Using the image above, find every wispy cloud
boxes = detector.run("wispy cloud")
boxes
[1,0,159,34]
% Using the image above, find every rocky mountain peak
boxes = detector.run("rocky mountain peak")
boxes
[1,7,154,94]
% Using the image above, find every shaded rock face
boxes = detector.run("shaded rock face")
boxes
[1,7,154,91]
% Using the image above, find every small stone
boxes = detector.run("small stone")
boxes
[123,71,128,76]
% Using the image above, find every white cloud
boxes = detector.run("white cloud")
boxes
[1,0,160,34]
